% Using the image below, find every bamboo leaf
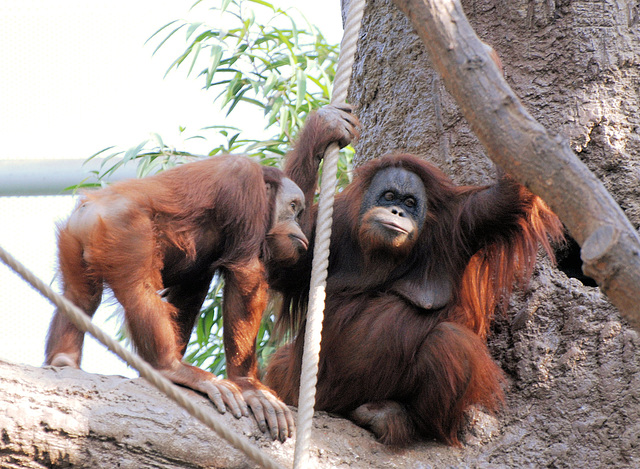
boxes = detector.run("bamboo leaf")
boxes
[205,45,223,88]
[149,132,164,149]
[263,72,278,95]
[196,313,205,343]
[225,86,249,115]
[109,0,345,377]
[280,105,289,135]
[85,146,117,163]
[266,96,284,124]
[239,97,266,109]
[247,0,275,9]
[123,140,149,163]
[204,310,214,341]
[307,74,329,97]
[291,17,300,49]
[295,68,307,110]
[151,24,185,57]
[185,22,203,40]
[223,73,244,107]
[187,42,202,77]
[145,20,180,46]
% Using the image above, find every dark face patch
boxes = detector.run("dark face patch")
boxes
[360,167,427,231]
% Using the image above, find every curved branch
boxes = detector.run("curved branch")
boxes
[390,0,640,330]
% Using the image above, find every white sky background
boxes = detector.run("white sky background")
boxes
[0,0,343,377]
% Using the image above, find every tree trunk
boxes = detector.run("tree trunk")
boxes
[6,1,640,467]
[345,0,640,466]
[388,0,640,326]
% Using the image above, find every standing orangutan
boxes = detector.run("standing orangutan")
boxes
[265,106,564,446]
[45,154,317,441]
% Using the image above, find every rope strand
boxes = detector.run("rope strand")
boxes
[293,0,367,467]
[0,244,286,469]
[1,2,367,467]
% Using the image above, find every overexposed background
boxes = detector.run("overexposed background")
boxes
[0,0,342,377]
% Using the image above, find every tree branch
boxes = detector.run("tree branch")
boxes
[390,0,640,329]
[0,359,508,468]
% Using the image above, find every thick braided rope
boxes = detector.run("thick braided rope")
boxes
[292,0,367,467]
[0,244,286,469]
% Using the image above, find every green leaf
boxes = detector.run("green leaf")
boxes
[98,0,346,378]
[225,86,250,115]
[221,0,233,13]
[307,74,329,97]
[266,96,284,125]
[185,22,203,41]
[149,132,164,149]
[187,41,202,77]
[205,45,223,88]
[247,0,275,9]
[145,19,180,46]
[136,153,166,178]
[238,96,266,109]
[203,311,214,341]
[151,23,185,57]
[263,72,278,95]
[201,124,242,132]
[295,68,307,110]
[280,105,289,135]
[84,146,117,163]
[291,17,300,49]
[123,140,149,163]
[222,72,242,107]
[196,315,205,343]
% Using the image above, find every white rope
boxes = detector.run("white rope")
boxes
[0,244,286,469]
[293,0,367,467]
[3,3,366,467]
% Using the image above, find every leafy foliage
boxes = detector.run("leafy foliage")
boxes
[83,0,352,378]
[183,275,279,375]
[84,0,352,182]
[154,0,337,150]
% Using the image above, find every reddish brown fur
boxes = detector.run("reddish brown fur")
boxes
[45,155,304,441]
[265,110,564,447]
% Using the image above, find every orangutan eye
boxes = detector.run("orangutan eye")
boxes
[383,191,395,201]
[405,197,416,208]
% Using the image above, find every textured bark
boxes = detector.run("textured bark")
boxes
[6,1,640,467]
[0,360,268,469]
[344,0,640,466]
[0,359,529,468]
[351,0,640,328]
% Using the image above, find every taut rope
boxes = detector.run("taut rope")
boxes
[292,0,366,467]
[0,246,286,469]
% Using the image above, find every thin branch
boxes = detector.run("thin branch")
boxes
[390,0,640,330]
